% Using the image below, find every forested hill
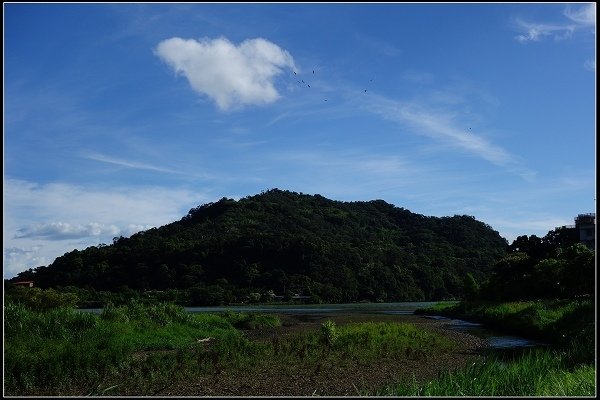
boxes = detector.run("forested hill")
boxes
[13,189,509,303]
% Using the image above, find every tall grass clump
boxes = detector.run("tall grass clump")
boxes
[321,320,338,346]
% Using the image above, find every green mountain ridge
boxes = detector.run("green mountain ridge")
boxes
[12,189,509,303]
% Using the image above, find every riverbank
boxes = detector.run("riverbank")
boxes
[158,313,488,396]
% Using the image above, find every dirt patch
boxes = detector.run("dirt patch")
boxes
[159,313,487,396]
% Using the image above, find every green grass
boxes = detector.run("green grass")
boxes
[416,299,594,353]
[335,321,454,361]
[374,348,596,397]
[270,320,455,368]
[405,299,596,397]
[5,302,134,395]
[3,300,273,395]
[221,310,282,330]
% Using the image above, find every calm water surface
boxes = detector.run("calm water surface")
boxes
[185,301,440,315]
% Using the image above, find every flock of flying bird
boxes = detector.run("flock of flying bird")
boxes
[288,69,473,135]
[291,69,372,102]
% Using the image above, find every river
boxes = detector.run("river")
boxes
[80,301,546,349]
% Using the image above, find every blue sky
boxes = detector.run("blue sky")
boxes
[3,3,596,279]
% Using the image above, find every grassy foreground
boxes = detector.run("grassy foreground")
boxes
[5,298,594,396]
[4,300,454,396]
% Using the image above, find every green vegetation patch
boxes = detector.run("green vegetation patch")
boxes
[273,320,455,367]
[376,348,596,397]
[221,310,282,330]
[334,321,454,361]
[4,300,268,396]
[416,299,594,353]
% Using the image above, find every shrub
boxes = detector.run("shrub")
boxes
[321,320,338,347]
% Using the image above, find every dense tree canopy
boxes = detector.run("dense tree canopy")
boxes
[12,189,509,305]
[479,226,594,301]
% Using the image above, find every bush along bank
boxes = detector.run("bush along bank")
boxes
[390,299,596,396]
[415,299,594,362]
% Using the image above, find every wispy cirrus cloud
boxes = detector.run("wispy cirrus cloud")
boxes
[81,152,215,180]
[514,3,595,43]
[357,91,535,181]
[514,20,576,43]
[563,3,596,27]
[154,36,297,111]
[83,152,185,174]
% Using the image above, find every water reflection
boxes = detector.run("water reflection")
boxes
[423,315,547,349]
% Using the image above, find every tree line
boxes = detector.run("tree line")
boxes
[8,189,530,306]
[476,227,594,301]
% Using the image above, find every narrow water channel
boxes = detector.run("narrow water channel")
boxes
[421,315,548,349]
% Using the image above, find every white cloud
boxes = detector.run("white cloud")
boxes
[514,19,575,43]
[3,246,48,278]
[155,36,297,111]
[514,4,596,43]
[15,222,121,240]
[3,178,210,278]
[3,179,204,225]
[584,59,596,71]
[563,3,596,27]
